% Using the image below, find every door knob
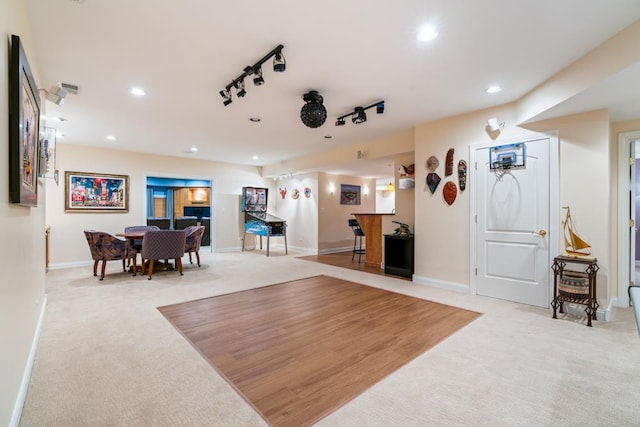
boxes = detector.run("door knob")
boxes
[534,229,547,237]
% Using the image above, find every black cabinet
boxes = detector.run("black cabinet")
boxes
[384,234,414,279]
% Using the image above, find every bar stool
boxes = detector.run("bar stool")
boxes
[348,219,365,262]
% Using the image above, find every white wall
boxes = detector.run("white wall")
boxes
[1,1,47,425]
[272,173,319,253]
[46,144,268,266]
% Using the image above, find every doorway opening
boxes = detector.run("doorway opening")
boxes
[146,176,213,249]
[617,131,640,307]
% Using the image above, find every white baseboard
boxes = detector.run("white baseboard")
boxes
[412,275,469,293]
[318,246,355,255]
[48,260,94,270]
[11,294,48,427]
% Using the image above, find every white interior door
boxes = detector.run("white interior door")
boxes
[474,137,551,307]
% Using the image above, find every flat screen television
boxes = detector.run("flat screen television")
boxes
[183,206,210,220]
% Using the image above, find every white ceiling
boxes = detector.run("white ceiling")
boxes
[23,0,640,178]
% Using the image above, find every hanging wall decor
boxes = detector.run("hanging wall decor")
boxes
[426,172,441,194]
[443,181,457,205]
[290,188,300,199]
[445,148,455,176]
[340,184,361,205]
[458,160,467,191]
[304,187,312,198]
[426,155,439,172]
[279,187,287,199]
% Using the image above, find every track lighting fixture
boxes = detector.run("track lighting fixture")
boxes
[335,100,385,126]
[273,51,286,72]
[352,107,366,124]
[235,79,246,97]
[253,66,264,86]
[300,90,327,128]
[219,44,285,106]
[219,88,232,106]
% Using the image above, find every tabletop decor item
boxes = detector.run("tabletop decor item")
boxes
[65,171,129,212]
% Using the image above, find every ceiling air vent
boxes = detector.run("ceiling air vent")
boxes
[59,82,80,95]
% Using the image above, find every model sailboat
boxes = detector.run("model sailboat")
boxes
[562,206,591,257]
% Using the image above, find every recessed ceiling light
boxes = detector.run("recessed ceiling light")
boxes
[106,135,116,141]
[252,155,259,160]
[190,147,198,152]
[128,87,146,96]
[417,25,438,42]
[249,117,261,122]
[486,85,503,94]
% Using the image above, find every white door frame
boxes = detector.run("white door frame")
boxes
[617,130,640,307]
[469,132,560,299]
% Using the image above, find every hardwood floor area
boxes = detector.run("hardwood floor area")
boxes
[297,251,410,279]
[158,275,481,426]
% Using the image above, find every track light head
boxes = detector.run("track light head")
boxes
[335,118,346,126]
[45,85,68,105]
[219,89,232,106]
[235,79,246,98]
[253,66,264,86]
[376,102,384,114]
[352,107,367,124]
[300,90,327,128]
[273,50,286,72]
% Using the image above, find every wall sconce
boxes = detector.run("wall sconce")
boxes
[486,117,505,132]
[329,183,335,195]
[219,44,285,106]
[363,186,369,196]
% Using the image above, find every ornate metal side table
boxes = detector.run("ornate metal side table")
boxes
[551,255,599,327]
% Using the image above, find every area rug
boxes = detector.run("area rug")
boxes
[158,275,481,426]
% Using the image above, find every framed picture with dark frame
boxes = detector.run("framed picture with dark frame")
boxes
[9,34,41,207]
[340,184,361,205]
[65,171,129,212]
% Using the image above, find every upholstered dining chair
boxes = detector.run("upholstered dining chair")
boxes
[184,225,205,267]
[124,225,160,269]
[140,230,186,280]
[83,230,136,280]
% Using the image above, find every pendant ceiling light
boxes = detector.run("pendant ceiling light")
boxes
[300,90,327,128]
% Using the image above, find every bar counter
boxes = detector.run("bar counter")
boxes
[351,213,395,268]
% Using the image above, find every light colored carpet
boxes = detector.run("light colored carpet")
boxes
[20,249,640,426]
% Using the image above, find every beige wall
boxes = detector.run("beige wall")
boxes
[1,0,47,424]
[317,173,375,253]
[386,153,416,235]
[524,110,611,303]
[413,105,615,306]
[413,103,542,286]
[46,144,268,266]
